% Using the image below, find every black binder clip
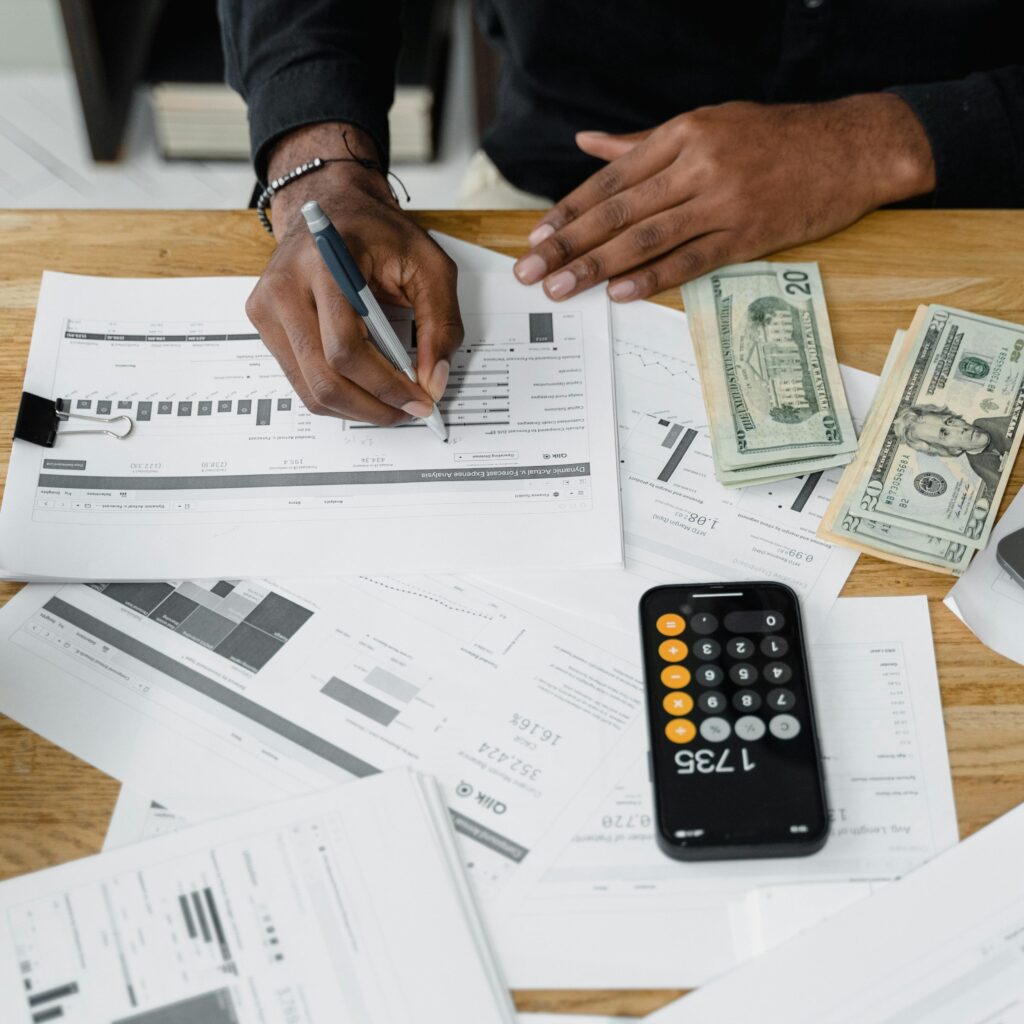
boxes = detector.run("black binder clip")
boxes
[14,392,134,448]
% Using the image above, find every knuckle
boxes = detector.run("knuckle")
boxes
[671,246,708,280]
[325,341,357,376]
[630,221,665,255]
[309,375,343,410]
[637,172,669,205]
[300,393,326,416]
[597,198,632,232]
[548,231,577,263]
[593,165,623,199]
[572,251,604,284]
[636,266,662,296]
[555,199,580,226]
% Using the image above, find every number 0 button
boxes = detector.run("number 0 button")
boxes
[666,718,696,744]
[659,639,688,662]
[656,613,685,636]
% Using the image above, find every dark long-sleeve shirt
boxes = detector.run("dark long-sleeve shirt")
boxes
[218,0,1024,206]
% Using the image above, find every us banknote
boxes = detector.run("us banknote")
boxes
[683,262,857,486]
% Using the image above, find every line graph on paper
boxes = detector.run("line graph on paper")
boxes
[614,338,703,389]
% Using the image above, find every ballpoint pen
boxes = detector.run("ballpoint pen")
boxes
[301,200,448,442]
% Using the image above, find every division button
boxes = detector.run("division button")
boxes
[698,691,728,714]
[665,718,697,744]
[690,612,718,634]
[765,662,793,684]
[769,714,801,740]
[693,638,721,661]
[663,691,694,716]
[658,639,688,662]
[761,635,789,657]
[661,665,692,689]
[700,717,731,742]
[695,664,724,687]
[767,688,796,711]
[656,613,686,637]
[729,663,758,686]
[735,715,767,741]
[726,637,754,659]
[732,690,762,713]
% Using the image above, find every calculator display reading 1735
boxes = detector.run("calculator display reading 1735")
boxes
[639,582,828,860]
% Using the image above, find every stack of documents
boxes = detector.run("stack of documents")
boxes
[0,770,516,1023]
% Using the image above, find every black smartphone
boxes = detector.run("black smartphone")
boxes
[997,525,1024,588]
[639,581,828,860]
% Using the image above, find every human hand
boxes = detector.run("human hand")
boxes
[247,124,463,424]
[514,95,935,302]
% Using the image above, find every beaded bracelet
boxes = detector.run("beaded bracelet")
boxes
[255,133,409,235]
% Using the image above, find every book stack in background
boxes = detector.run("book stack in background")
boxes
[148,0,451,163]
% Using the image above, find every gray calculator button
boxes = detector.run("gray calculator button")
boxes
[696,664,724,687]
[698,691,728,714]
[690,613,719,634]
[732,689,762,713]
[761,635,789,657]
[764,661,792,684]
[724,610,786,633]
[729,662,758,686]
[735,715,766,741]
[694,638,721,660]
[726,637,754,659]
[767,688,796,711]
[769,714,801,740]
[700,717,731,742]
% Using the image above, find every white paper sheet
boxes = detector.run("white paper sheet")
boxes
[95,595,957,990]
[0,770,516,1024]
[646,800,1024,1024]
[432,237,865,640]
[0,573,644,908]
[482,302,872,640]
[492,596,958,988]
[946,485,1024,665]
[0,268,622,579]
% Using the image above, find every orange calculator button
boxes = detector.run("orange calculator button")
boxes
[663,691,694,716]
[665,718,696,744]
[661,665,691,688]
[656,613,686,637]
[658,639,688,662]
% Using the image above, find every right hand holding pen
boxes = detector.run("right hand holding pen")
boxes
[247,126,464,424]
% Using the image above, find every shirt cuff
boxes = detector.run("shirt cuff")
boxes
[244,59,393,183]
[886,72,1020,207]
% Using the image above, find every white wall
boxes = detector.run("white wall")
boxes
[0,0,68,70]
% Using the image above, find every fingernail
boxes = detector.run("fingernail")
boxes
[402,399,434,419]
[514,253,547,284]
[577,130,608,138]
[427,359,450,402]
[608,279,637,302]
[546,269,576,298]
[528,223,555,246]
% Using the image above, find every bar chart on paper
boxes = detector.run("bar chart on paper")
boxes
[0,271,622,578]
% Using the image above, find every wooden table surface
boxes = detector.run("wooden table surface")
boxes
[1,209,1023,1018]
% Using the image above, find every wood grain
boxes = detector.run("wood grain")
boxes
[1,209,1023,1017]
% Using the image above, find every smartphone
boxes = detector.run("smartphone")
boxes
[639,581,828,860]
[997,525,1024,588]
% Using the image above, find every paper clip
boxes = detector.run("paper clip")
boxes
[14,392,134,448]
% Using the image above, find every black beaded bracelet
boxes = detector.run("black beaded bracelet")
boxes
[255,132,409,235]
[256,157,332,234]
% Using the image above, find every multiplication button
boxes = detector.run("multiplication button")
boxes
[735,716,766,741]
[769,714,801,740]
[699,717,731,742]
[663,691,694,716]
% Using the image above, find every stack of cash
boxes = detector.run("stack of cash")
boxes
[683,262,857,486]
[819,305,1024,574]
